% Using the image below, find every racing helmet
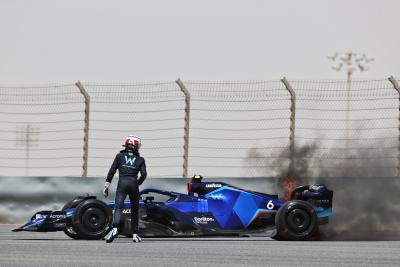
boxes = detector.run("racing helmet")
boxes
[191,174,203,183]
[123,135,142,150]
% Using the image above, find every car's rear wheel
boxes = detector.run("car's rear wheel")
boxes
[62,197,85,239]
[72,199,112,240]
[275,200,318,241]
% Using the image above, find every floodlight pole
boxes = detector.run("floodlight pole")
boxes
[346,66,352,151]
[16,124,39,176]
[25,125,30,176]
[328,50,373,158]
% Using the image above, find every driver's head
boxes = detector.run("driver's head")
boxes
[123,135,142,150]
[191,174,203,183]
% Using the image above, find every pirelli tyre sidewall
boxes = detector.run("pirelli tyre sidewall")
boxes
[62,197,85,239]
[275,200,318,241]
[72,199,112,240]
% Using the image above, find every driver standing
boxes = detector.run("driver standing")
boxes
[103,135,147,243]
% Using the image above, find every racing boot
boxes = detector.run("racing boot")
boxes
[105,228,118,243]
[132,233,142,243]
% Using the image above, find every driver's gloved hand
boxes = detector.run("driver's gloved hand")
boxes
[103,182,111,198]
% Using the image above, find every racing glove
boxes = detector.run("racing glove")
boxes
[103,182,111,198]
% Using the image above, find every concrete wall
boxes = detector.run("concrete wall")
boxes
[0,176,278,223]
[1,176,400,240]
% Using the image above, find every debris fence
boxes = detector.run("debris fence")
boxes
[0,77,399,178]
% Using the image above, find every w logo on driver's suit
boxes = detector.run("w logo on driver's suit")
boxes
[124,156,136,166]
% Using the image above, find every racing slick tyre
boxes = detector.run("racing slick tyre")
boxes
[62,197,85,239]
[71,199,112,240]
[275,200,318,241]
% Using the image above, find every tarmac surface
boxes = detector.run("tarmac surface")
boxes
[1,225,400,267]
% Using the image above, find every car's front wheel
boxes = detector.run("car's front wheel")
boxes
[71,199,112,240]
[62,197,85,239]
[275,200,318,241]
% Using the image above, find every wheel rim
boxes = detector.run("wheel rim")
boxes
[81,207,108,234]
[287,209,310,233]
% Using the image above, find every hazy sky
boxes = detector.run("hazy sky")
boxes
[0,0,399,83]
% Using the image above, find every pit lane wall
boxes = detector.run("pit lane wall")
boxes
[1,176,400,241]
[0,176,278,224]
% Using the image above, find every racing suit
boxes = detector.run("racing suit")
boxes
[106,147,147,234]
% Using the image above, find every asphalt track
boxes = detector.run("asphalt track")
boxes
[0,225,399,267]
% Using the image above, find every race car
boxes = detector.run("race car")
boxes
[13,176,333,241]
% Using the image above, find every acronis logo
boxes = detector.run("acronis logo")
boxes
[125,156,136,165]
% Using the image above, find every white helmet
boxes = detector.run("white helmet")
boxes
[123,135,142,150]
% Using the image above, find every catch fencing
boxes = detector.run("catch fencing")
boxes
[84,82,185,178]
[0,84,85,176]
[0,77,399,178]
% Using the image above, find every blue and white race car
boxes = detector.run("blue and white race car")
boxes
[13,176,333,241]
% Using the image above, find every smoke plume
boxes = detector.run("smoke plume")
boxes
[247,139,400,241]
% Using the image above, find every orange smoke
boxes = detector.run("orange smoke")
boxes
[281,178,297,202]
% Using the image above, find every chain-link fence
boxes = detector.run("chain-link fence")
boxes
[184,81,291,178]
[83,82,185,178]
[291,79,399,177]
[0,78,399,178]
[0,84,85,176]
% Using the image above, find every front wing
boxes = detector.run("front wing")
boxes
[12,209,73,232]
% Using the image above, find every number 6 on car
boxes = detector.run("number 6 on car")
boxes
[267,200,275,210]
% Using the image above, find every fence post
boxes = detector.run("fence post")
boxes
[281,77,296,175]
[75,81,90,177]
[176,78,191,178]
[389,76,400,177]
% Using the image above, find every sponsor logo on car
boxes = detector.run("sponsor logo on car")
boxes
[309,199,330,205]
[50,214,66,219]
[205,183,222,188]
[194,216,215,224]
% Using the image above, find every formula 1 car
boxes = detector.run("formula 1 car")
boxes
[13,176,333,241]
